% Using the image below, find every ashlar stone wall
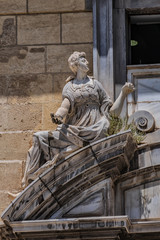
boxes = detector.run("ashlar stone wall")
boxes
[0,0,93,216]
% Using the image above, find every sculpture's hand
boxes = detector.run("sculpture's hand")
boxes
[50,113,63,124]
[121,82,135,96]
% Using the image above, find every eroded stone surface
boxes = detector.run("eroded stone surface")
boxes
[18,14,60,45]
[0,46,45,74]
[0,160,23,191]
[0,104,42,131]
[0,16,16,46]
[0,74,53,104]
[28,0,86,13]
[0,132,33,160]
[0,77,7,104]
[0,0,26,15]
[0,191,12,216]
[62,12,93,43]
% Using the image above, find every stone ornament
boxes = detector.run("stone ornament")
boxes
[128,110,155,133]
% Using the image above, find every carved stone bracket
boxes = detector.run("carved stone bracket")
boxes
[128,110,155,132]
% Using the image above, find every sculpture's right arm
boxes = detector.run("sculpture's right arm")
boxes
[55,98,71,119]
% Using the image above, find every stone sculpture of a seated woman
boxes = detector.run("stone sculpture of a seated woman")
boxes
[22,51,135,188]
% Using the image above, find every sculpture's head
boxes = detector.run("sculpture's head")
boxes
[68,51,89,74]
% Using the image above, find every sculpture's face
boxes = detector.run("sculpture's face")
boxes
[77,56,89,73]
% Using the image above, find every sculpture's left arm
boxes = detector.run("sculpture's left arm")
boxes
[109,82,135,117]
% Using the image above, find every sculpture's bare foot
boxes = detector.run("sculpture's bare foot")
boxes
[8,191,21,200]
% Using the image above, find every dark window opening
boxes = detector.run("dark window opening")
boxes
[130,15,160,65]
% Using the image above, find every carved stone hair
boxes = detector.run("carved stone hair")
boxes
[68,51,86,74]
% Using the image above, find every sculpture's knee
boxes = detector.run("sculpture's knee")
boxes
[32,135,39,146]
[33,131,48,145]
[34,131,43,138]
[33,132,43,145]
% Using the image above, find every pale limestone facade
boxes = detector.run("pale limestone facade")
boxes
[0,0,93,216]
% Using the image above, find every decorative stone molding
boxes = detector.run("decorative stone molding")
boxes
[2,216,160,240]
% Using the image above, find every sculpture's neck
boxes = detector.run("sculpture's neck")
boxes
[76,70,87,81]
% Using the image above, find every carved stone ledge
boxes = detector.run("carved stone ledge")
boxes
[9,216,129,240]
[3,216,160,240]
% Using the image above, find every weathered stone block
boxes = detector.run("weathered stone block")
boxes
[17,14,60,45]
[0,16,16,46]
[62,13,93,43]
[0,132,33,160]
[0,46,45,74]
[0,191,12,216]
[53,73,70,101]
[0,104,42,131]
[42,102,61,130]
[28,0,86,13]
[47,44,93,73]
[0,76,7,104]
[0,74,53,104]
[0,0,26,15]
[0,160,23,191]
